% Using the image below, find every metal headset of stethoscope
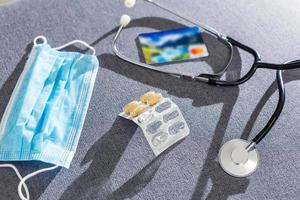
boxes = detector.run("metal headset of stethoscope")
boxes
[112,0,300,177]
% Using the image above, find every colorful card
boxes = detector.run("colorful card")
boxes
[138,26,209,64]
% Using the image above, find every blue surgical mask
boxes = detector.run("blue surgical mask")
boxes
[0,36,99,200]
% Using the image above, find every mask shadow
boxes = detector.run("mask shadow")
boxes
[61,115,180,200]
[0,43,32,119]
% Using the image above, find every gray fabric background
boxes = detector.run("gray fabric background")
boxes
[0,0,299,199]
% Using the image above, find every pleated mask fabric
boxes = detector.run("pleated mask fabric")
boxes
[0,37,98,168]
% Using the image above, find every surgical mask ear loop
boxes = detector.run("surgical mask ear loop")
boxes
[33,35,96,55]
[0,164,29,199]
[33,36,48,46]
[17,165,59,200]
[54,40,96,55]
[0,163,58,200]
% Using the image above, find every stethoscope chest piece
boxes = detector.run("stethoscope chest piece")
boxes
[218,139,259,177]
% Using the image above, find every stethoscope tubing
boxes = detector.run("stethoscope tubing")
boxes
[252,70,285,145]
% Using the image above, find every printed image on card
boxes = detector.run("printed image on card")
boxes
[138,26,209,64]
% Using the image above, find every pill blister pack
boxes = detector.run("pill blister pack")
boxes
[119,92,189,156]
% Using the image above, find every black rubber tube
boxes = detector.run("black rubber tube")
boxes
[226,36,261,61]
[256,61,300,70]
[207,67,257,86]
[201,36,300,86]
[252,70,285,144]
[202,36,261,86]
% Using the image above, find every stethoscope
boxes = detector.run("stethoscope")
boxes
[113,0,300,177]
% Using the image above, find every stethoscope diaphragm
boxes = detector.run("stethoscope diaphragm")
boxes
[218,139,259,178]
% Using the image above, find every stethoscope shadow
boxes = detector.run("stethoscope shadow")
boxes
[57,16,246,200]
[96,52,250,200]
[75,16,250,200]
[0,42,62,200]
[90,16,237,76]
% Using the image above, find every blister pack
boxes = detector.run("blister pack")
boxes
[119,91,190,156]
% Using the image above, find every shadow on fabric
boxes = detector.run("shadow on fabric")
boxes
[0,16,296,200]
[0,16,264,200]
[60,116,167,200]
[58,16,253,200]
[61,116,181,200]
[108,17,299,200]
[0,43,32,119]
[60,117,138,200]
[97,51,249,200]
[99,17,251,200]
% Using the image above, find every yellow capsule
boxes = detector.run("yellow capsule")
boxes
[123,101,140,114]
[140,91,156,104]
[146,93,162,106]
[130,105,146,117]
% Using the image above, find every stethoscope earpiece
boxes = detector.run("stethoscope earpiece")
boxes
[120,14,131,27]
[124,0,136,8]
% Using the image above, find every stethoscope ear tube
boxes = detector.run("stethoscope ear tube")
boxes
[206,36,264,85]
[112,22,234,83]
[226,37,261,62]
[196,36,261,86]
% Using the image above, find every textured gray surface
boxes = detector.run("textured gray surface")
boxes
[0,0,300,199]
